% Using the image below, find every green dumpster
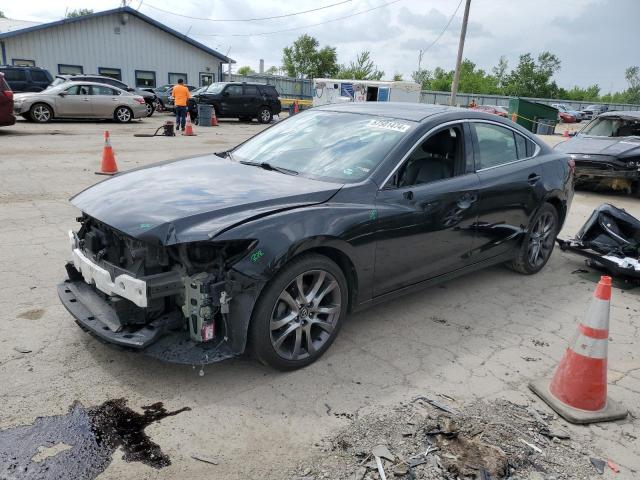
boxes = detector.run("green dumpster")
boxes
[508,98,558,133]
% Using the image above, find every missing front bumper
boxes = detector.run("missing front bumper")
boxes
[58,279,238,364]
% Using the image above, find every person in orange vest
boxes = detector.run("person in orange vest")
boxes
[172,79,191,131]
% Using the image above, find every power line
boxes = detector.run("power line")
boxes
[141,0,353,22]
[190,0,401,37]
[422,0,464,54]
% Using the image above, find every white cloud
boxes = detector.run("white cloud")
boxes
[3,0,637,91]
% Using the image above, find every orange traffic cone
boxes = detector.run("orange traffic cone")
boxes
[529,276,628,424]
[563,129,569,138]
[96,130,118,175]
[293,99,299,114]
[183,113,195,136]
[211,108,218,126]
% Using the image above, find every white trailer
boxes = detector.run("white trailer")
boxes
[312,78,421,107]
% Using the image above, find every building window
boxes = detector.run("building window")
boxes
[168,72,187,84]
[58,64,83,75]
[98,67,122,80]
[200,72,214,87]
[135,70,156,88]
[12,59,35,66]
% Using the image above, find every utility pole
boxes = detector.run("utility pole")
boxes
[450,0,471,106]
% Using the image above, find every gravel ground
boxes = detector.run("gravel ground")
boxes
[0,113,638,480]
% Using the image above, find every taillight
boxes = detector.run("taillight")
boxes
[134,97,145,104]
[3,90,13,101]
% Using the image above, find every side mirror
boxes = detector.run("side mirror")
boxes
[58,91,68,97]
[127,87,135,92]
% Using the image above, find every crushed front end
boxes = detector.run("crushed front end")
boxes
[570,154,640,193]
[59,215,258,364]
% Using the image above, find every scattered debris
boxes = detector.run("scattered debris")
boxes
[13,346,32,354]
[430,316,448,325]
[290,398,601,479]
[571,268,589,274]
[31,443,72,463]
[519,438,543,454]
[413,396,460,415]
[607,459,621,473]
[531,339,550,347]
[18,308,45,320]
[191,454,218,465]
[521,357,541,362]
[325,403,332,415]
[590,457,606,474]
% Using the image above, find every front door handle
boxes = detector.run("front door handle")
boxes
[403,190,414,200]
[528,173,541,185]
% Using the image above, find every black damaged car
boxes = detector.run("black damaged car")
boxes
[59,103,574,369]
[555,111,640,196]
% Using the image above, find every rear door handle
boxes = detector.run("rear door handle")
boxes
[528,173,541,185]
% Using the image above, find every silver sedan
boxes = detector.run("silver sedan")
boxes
[13,81,148,123]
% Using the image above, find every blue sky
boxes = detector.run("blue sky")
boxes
[4,0,638,92]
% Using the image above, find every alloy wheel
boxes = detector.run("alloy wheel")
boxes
[260,108,271,123]
[116,107,131,122]
[145,102,153,116]
[269,269,341,361]
[32,105,50,122]
[527,211,555,268]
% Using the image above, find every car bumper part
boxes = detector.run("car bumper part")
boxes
[574,168,639,180]
[557,239,640,280]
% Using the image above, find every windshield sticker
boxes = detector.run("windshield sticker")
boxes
[343,168,354,175]
[367,119,411,133]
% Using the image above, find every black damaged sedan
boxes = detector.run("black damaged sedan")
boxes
[59,103,574,369]
[555,111,640,196]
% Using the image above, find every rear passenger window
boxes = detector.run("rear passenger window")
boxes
[91,85,118,95]
[514,132,537,159]
[473,123,518,170]
[31,70,49,82]
[244,85,258,95]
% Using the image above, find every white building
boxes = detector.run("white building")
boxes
[0,7,233,88]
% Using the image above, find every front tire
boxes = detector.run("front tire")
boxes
[145,102,155,117]
[508,203,559,274]
[249,254,348,370]
[30,103,52,123]
[257,106,272,124]
[114,106,133,123]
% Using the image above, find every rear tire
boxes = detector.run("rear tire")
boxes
[29,103,52,123]
[145,102,155,117]
[508,203,559,275]
[257,106,272,124]
[114,106,133,123]
[249,254,348,370]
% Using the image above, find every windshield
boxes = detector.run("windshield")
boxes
[155,85,171,92]
[232,110,415,183]
[206,83,226,94]
[581,116,640,137]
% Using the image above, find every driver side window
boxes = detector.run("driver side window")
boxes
[225,85,243,96]
[390,126,464,188]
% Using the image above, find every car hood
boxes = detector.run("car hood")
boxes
[555,136,640,158]
[71,155,343,245]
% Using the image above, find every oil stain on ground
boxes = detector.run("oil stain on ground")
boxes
[0,398,190,479]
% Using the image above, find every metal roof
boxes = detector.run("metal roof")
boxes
[315,102,459,122]
[0,7,234,63]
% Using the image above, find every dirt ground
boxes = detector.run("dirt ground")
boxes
[0,113,638,480]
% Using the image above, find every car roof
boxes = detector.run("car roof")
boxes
[56,81,128,90]
[599,110,640,119]
[314,102,460,122]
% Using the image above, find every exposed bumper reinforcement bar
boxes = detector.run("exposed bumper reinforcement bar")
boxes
[58,279,239,364]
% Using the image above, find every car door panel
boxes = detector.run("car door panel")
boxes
[469,122,544,261]
[56,85,92,117]
[374,174,480,295]
[90,85,119,118]
[220,85,243,116]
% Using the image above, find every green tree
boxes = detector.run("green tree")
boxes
[392,73,404,81]
[265,66,279,76]
[502,52,561,98]
[624,66,640,103]
[282,35,338,78]
[411,69,432,89]
[66,8,94,18]
[237,66,254,76]
[337,51,384,80]
[0,11,6,18]
[492,55,509,89]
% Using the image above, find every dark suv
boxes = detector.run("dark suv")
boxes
[51,75,158,116]
[190,82,281,123]
[0,66,53,92]
[0,73,16,127]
